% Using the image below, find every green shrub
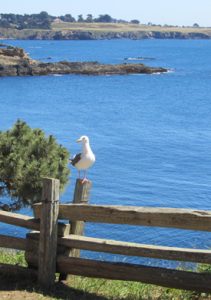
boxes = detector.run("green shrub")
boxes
[0,119,70,209]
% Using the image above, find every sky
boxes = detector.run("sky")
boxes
[1,0,211,27]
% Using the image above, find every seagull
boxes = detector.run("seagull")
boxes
[70,135,95,182]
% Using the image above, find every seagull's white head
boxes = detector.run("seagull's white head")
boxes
[76,135,89,144]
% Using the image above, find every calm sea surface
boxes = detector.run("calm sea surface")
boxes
[1,39,211,267]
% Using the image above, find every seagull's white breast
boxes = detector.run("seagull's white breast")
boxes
[75,151,95,170]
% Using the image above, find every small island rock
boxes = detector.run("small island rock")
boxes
[0,44,168,77]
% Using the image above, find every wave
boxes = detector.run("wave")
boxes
[124,57,155,61]
[28,46,42,49]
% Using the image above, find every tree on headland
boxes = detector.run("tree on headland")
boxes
[0,12,141,28]
[77,14,84,22]
[86,14,94,23]
[0,11,52,29]
[130,19,140,24]
[60,14,76,22]
[0,120,70,210]
[94,14,114,23]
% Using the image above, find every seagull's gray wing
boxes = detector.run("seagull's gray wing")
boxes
[70,153,82,166]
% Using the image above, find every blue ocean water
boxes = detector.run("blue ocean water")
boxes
[1,39,211,267]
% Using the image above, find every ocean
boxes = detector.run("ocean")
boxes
[1,39,211,267]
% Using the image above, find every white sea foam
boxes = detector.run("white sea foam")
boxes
[29,46,42,49]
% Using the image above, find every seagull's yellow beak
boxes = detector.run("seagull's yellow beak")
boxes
[76,138,82,143]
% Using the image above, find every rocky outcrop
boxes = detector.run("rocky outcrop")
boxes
[0,45,168,77]
[0,45,27,58]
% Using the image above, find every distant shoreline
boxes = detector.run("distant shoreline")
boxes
[1,23,211,40]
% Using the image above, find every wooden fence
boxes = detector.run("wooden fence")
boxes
[1,177,211,292]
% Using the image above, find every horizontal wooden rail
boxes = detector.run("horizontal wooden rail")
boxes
[58,234,211,264]
[0,234,26,251]
[26,231,211,264]
[0,210,70,236]
[25,253,211,292]
[57,256,211,292]
[0,210,39,230]
[34,203,211,231]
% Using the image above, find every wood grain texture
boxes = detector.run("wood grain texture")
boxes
[0,210,40,230]
[24,232,211,264]
[58,234,211,264]
[25,251,211,292]
[71,179,92,251]
[59,179,92,281]
[0,234,26,251]
[32,204,211,232]
[55,256,211,292]
[38,178,60,289]
[25,231,68,258]
[0,209,69,236]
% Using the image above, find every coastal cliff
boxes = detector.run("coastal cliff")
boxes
[1,29,210,40]
[1,25,211,40]
[0,44,167,76]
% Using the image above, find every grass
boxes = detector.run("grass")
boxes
[1,22,211,40]
[51,22,211,34]
[1,249,211,299]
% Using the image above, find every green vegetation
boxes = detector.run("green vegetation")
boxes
[0,249,26,266]
[0,16,210,40]
[0,120,70,209]
[0,11,52,29]
[0,12,141,30]
[0,11,204,31]
[0,12,208,41]
[0,250,210,299]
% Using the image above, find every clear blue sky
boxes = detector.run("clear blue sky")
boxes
[1,0,211,27]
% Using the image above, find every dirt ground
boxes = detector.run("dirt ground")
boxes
[0,274,110,300]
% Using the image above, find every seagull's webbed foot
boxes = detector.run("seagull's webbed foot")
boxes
[81,170,89,183]
[81,178,89,184]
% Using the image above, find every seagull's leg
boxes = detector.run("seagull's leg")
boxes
[82,170,88,183]
[78,170,81,179]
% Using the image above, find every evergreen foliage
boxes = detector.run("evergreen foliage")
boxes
[0,12,141,29]
[0,120,70,209]
[0,12,52,29]
[94,14,115,23]
[59,14,76,23]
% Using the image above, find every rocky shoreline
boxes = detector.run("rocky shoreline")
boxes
[0,44,168,76]
[1,28,211,40]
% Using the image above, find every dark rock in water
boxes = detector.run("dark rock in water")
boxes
[0,45,168,77]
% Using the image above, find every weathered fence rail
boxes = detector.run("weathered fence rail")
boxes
[34,204,211,231]
[1,177,211,292]
[0,234,26,250]
[59,234,211,264]
[0,210,40,230]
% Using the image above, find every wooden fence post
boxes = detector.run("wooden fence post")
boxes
[59,178,92,281]
[38,178,60,289]
[71,178,92,245]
